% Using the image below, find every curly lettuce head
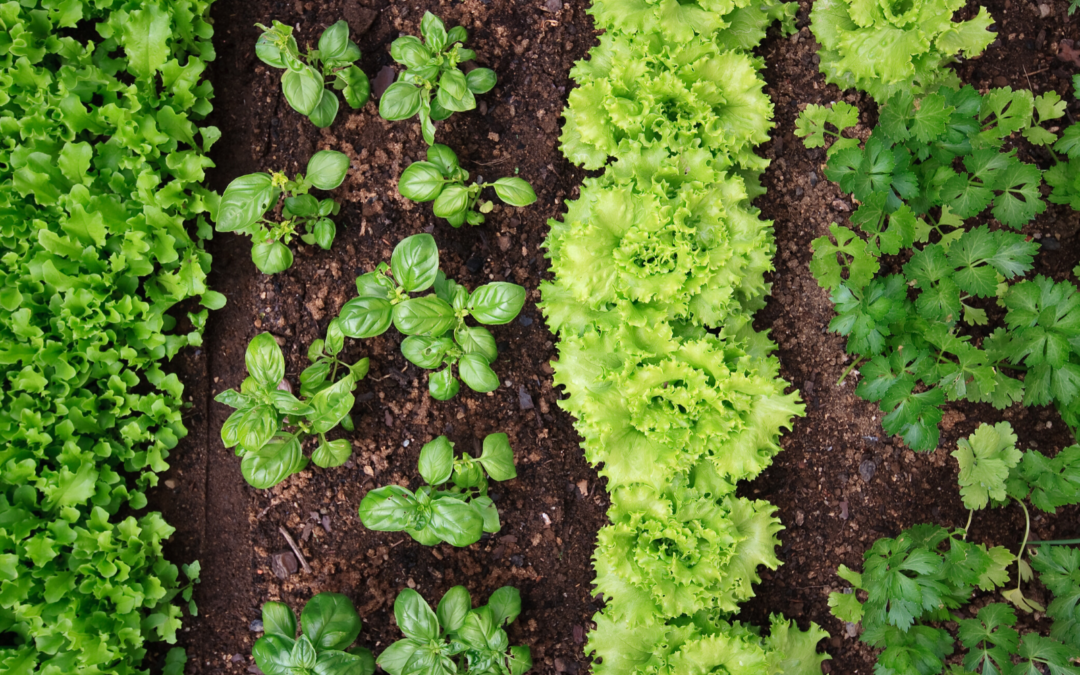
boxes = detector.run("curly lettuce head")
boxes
[810,0,994,100]
[587,0,797,46]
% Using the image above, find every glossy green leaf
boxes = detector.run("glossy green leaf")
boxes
[217,173,277,232]
[282,65,324,115]
[379,82,423,121]
[252,241,294,274]
[358,485,418,531]
[458,354,499,393]
[338,297,393,338]
[312,438,352,468]
[246,333,285,386]
[468,283,526,325]
[392,296,456,336]
[241,435,306,489]
[309,89,340,128]
[262,602,298,639]
[479,433,516,481]
[465,68,496,94]
[398,162,446,202]
[429,369,460,400]
[392,233,440,292]
[492,177,537,207]
[302,593,363,651]
[319,21,351,62]
[307,150,350,190]
[487,586,521,626]
[436,586,471,632]
[418,436,455,485]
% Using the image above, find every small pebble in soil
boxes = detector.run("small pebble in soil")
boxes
[510,555,524,567]
[1041,235,1061,251]
[271,552,298,580]
[573,625,585,644]
[859,459,877,482]
[466,256,484,273]
[807,171,818,187]
[545,0,562,11]
[839,501,849,520]
[519,385,534,410]
[249,619,264,633]
[231,654,246,664]
[403,439,410,447]
[372,66,395,98]
[795,510,805,526]
[518,315,533,326]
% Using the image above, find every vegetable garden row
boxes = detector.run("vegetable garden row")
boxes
[1,0,1079,674]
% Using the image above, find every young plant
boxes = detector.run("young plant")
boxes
[379,12,496,144]
[334,233,525,400]
[377,586,532,675]
[253,593,375,675]
[358,433,516,547]
[215,150,350,274]
[215,328,369,489]
[398,144,537,227]
[255,20,370,127]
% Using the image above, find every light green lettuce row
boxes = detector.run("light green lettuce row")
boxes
[587,0,796,47]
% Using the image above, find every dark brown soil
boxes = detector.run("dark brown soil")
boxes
[153,0,1080,673]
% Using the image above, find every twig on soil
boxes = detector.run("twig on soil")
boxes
[279,526,314,574]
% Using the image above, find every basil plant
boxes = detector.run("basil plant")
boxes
[379,12,496,144]
[256,20,371,127]
[334,233,526,400]
[215,327,369,489]
[377,586,532,675]
[399,144,537,227]
[253,593,375,675]
[215,150,349,274]
[358,433,516,547]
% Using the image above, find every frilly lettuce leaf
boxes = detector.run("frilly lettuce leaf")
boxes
[588,0,796,44]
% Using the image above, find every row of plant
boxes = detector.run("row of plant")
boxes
[0,0,220,672]
[794,0,1080,670]
[542,0,833,671]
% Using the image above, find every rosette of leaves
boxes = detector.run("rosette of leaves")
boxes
[809,0,995,100]
[1024,80,1080,210]
[379,12,496,144]
[358,433,516,546]
[215,329,369,489]
[214,150,350,273]
[377,586,532,675]
[333,233,526,400]
[540,179,773,337]
[398,144,537,227]
[255,20,370,127]
[253,593,375,675]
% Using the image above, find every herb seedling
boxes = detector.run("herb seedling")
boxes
[377,586,532,675]
[334,233,525,399]
[358,434,516,547]
[379,12,496,144]
[215,150,350,274]
[253,593,375,675]
[215,328,369,488]
[256,20,370,127]
[399,144,537,227]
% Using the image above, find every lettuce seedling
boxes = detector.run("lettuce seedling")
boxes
[256,20,370,127]
[379,12,496,144]
[335,233,525,399]
[215,150,350,274]
[215,328,369,488]
[399,144,537,227]
[358,433,516,547]
[377,586,532,675]
[253,593,375,675]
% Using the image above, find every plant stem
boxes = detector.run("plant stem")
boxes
[1028,538,1080,546]
[1013,497,1031,592]
[837,357,865,386]
[962,509,974,540]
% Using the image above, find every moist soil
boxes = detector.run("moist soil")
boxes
[151,0,1080,673]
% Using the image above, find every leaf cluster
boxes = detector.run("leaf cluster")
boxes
[253,593,375,675]
[215,330,369,489]
[215,150,350,273]
[380,12,496,145]
[1035,86,1080,210]
[336,234,525,400]
[399,144,537,227]
[377,586,531,675]
[358,434,516,547]
[255,20,370,127]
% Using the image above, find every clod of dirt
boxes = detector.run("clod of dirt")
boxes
[231,654,246,664]
[859,459,877,482]
[1058,39,1080,67]
[271,552,298,579]
[342,3,377,36]
[1042,235,1061,251]
[372,66,396,98]
[518,385,534,410]
[544,0,563,11]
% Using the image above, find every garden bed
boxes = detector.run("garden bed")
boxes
[156,0,1080,673]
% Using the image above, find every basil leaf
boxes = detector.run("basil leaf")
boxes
[426,144,459,176]
[312,438,351,469]
[338,66,370,109]
[345,647,376,675]
[432,184,470,219]
[312,217,336,250]
[446,26,467,44]
[283,194,318,218]
[458,353,499,393]
[214,389,250,410]
[429,368,460,400]
[323,320,344,356]
[487,586,522,627]
[314,649,370,675]
[419,100,437,145]
[221,405,276,451]
[308,376,356,434]
[479,433,516,481]
[358,485,418,531]
[392,296,456,336]
[379,81,423,121]
[396,588,442,643]
[282,65,324,115]
[218,173,277,233]
[420,12,447,52]
[418,435,454,485]
[302,592,363,651]
[439,68,467,101]
[492,177,537,206]
[268,390,313,416]
[241,435,305,489]
[308,89,340,128]
[376,640,419,675]
[468,282,526,325]
[318,21,351,62]
[350,360,369,383]
[436,586,471,633]
[252,241,294,274]
[306,150,350,190]
[401,336,455,370]
[454,325,497,363]
[355,272,395,300]
[252,634,297,675]
[508,645,532,675]
[261,601,297,639]
[430,96,453,121]
[390,36,430,69]
[256,34,287,69]
[338,297,393,338]
[465,68,496,95]
[435,85,475,113]
[398,162,445,202]
[473,496,500,533]
[247,333,285,386]
[391,233,440,292]
[292,635,318,669]
[300,360,330,398]
[429,498,484,547]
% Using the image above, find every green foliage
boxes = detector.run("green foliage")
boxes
[794,101,861,157]
[358,434,515,547]
[253,593,375,675]
[952,422,1021,510]
[215,329,369,488]
[339,234,525,399]
[255,20,370,127]
[380,12,496,144]
[214,150,349,274]
[398,144,536,227]
[809,0,995,100]
[1034,81,1080,211]
[0,0,220,671]
[377,586,532,675]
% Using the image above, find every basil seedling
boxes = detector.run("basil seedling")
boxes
[215,326,369,488]
[399,144,537,227]
[358,434,516,546]
[377,586,532,675]
[215,150,350,274]
[256,20,370,128]
[253,593,375,675]
[334,233,526,399]
[379,12,496,144]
